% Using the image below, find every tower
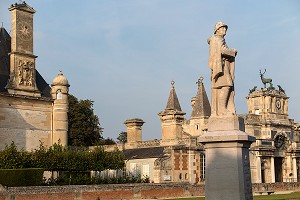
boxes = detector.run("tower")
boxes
[246,85,290,139]
[245,82,295,183]
[158,81,185,146]
[6,2,40,97]
[189,77,211,137]
[51,71,70,146]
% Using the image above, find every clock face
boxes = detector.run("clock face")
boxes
[276,100,281,109]
[274,134,285,149]
[17,22,32,41]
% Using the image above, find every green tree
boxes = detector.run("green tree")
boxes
[117,132,127,143]
[68,94,103,146]
[0,142,33,169]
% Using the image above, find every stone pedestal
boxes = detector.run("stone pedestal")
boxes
[199,116,255,200]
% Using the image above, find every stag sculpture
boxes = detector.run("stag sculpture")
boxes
[259,69,273,89]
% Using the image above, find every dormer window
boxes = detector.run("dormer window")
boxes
[56,89,62,100]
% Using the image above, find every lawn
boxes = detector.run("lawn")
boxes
[164,191,300,200]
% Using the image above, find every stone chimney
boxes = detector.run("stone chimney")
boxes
[124,118,145,145]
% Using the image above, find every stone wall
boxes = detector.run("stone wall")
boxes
[0,94,53,151]
[0,183,203,200]
[1,182,300,200]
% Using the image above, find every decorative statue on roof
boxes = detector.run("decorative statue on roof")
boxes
[259,69,274,91]
[208,22,237,116]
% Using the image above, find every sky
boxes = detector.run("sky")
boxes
[1,1,300,141]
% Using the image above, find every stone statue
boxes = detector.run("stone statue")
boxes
[208,22,237,116]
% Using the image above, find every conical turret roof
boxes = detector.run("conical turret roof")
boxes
[165,80,182,111]
[191,77,211,118]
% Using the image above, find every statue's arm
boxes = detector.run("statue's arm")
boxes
[221,44,237,58]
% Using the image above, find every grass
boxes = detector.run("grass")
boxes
[163,191,300,200]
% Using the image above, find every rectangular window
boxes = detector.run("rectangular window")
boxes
[142,164,150,178]
[130,163,138,176]
[254,129,260,137]
[200,154,205,181]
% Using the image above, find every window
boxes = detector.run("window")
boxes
[56,89,62,100]
[185,173,188,180]
[200,154,205,181]
[130,163,138,176]
[142,164,150,178]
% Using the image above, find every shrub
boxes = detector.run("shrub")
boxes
[0,168,44,187]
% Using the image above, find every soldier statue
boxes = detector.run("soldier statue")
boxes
[208,22,237,117]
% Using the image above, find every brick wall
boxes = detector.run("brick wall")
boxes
[0,183,201,200]
[1,182,300,200]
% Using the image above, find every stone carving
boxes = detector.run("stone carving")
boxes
[208,22,237,116]
[17,60,34,86]
[277,85,285,94]
[259,69,274,90]
[249,86,257,94]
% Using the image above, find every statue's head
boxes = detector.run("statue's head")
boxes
[214,22,228,34]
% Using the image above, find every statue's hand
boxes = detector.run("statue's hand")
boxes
[232,48,238,56]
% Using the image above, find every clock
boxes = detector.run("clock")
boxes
[17,22,32,41]
[276,99,281,109]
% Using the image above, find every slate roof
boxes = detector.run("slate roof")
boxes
[123,146,165,160]
[0,27,10,93]
[165,80,182,111]
[0,26,51,98]
[191,77,211,118]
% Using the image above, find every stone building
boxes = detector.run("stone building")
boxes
[104,77,210,184]
[0,2,69,150]
[244,79,300,183]
[105,72,300,185]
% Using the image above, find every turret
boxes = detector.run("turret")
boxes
[189,77,211,136]
[51,70,69,146]
[158,81,185,146]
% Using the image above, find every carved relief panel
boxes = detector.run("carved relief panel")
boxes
[17,59,34,87]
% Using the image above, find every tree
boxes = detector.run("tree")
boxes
[98,137,116,145]
[68,94,103,146]
[117,132,127,143]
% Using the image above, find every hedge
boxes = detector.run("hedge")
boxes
[0,168,44,187]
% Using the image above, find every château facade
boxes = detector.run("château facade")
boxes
[105,74,300,185]
[1,1,300,187]
[245,81,300,183]
[0,2,69,151]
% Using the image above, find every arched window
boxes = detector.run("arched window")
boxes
[56,89,62,100]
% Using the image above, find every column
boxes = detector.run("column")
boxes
[293,157,297,182]
[256,156,262,183]
[271,157,275,183]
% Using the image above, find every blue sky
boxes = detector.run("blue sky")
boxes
[1,1,300,140]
